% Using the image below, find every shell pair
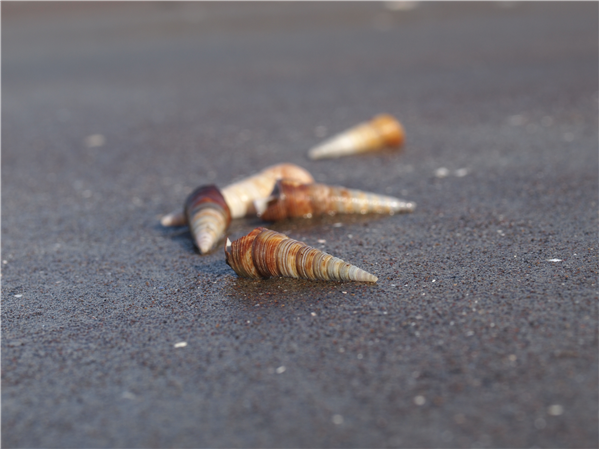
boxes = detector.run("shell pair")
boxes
[225,227,377,283]
[161,163,314,254]
[232,177,414,283]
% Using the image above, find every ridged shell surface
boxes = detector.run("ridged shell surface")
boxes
[184,185,231,254]
[308,114,405,160]
[257,179,416,221]
[225,227,377,283]
[221,163,314,219]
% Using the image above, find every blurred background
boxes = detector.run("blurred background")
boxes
[6,1,596,193]
[2,2,598,448]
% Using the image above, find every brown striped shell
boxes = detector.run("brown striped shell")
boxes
[308,114,405,160]
[184,185,231,254]
[225,227,378,283]
[255,179,416,221]
[220,163,314,219]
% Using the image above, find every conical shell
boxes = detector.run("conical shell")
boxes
[221,163,314,219]
[308,114,405,160]
[255,179,416,221]
[184,185,231,254]
[225,227,378,283]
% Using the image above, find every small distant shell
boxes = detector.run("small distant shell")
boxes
[308,114,405,160]
[225,227,377,283]
[221,163,315,219]
[255,179,416,221]
[185,185,231,254]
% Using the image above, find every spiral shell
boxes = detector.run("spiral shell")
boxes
[184,185,231,254]
[225,227,378,283]
[255,179,416,221]
[308,114,405,160]
[221,163,314,219]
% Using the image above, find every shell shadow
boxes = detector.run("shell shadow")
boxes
[223,274,378,308]
[258,212,393,236]
[208,212,396,243]
[192,257,233,277]
[155,222,197,254]
[218,275,380,328]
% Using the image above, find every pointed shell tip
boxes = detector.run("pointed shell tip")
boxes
[199,242,212,254]
[364,273,378,283]
[307,147,324,160]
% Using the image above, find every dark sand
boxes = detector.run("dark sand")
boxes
[2,2,598,447]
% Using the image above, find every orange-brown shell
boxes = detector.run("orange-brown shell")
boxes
[225,227,377,282]
[370,114,405,148]
[184,185,231,254]
[257,179,416,222]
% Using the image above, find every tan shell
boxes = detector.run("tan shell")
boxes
[221,163,314,219]
[308,114,405,160]
[255,179,416,221]
[225,227,377,283]
[184,185,231,254]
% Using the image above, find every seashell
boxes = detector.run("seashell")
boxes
[255,179,416,221]
[225,227,378,282]
[184,185,231,254]
[160,163,314,226]
[220,163,314,219]
[308,114,405,160]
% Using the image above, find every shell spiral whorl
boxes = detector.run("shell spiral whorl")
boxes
[225,227,378,283]
[256,179,416,221]
[184,185,231,254]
